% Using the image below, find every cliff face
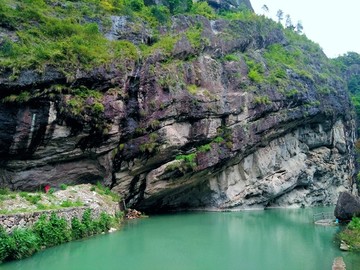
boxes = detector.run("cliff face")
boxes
[0,6,356,212]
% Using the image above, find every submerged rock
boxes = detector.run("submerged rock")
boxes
[332,256,346,269]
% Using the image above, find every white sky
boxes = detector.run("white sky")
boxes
[250,0,360,58]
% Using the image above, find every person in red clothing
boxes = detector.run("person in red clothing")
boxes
[44,185,51,193]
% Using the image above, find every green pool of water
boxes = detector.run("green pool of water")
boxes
[2,207,360,270]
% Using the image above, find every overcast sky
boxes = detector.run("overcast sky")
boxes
[250,0,360,58]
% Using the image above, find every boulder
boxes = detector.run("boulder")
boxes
[334,191,360,221]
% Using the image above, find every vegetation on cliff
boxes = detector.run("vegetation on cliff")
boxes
[0,0,355,210]
[333,52,360,124]
[0,0,335,85]
[332,52,360,188]
[0,0,212,73]
[0,0,344,132]
[0,0,343,110]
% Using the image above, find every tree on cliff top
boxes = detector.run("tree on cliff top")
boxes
[276,9,284,23]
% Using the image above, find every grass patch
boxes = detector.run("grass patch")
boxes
[224,54,240,62]
[60,200,83,208]
[254,95,271,105]
[176,153,197,169]
[94,182,120,202]
[19,193,42,205]
[187,84,198,95]
[245,58,264,83]
[339,217,360,251]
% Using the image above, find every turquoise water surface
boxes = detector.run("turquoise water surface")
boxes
[1,207,360,270]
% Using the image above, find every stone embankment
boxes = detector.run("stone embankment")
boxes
[0,207,104,233]
[0,184,120,232]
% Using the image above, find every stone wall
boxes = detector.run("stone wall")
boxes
[0,207,106,233]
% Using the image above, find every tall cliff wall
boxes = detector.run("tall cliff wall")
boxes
[0,5,356,212]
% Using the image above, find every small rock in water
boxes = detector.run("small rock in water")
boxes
[125,209,142,219]
[108,228,117,233]
[339,241,350,251]
[332,256,346,270]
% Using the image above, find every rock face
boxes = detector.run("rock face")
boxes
[207,0,253,11]
[334,192,360,221]
[0,11,356,212]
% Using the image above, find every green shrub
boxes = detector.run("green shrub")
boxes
[7,229,39,260]
[129,0,144,12]
[273,68,287,79]
[198,144,212,152]
[246,59,264,83]
[19,192,42,205]
[141,35,177,56]
[254,96,271,105]
[0,188,10,195]
[0,226,13,262]
[71,217,86,240]
[224,54,240,62]
[36,203,49,210]
[60,184,68,190]
[213,137,225,143]
[219,9,258,21]
[187,84,198,94]
[176,153,197,169]
[60,200,83,208]
[82,209,95,236]
[98,212,113,232]
[1,208,121,262]
[285,89,299,97]
[264,44,298,68]
[185,26,204,49]
[348,217,360,230]
[150,5,170,24]
[94,182,120,202]
[190,2,216,19]
[248,69,263,83]
[92,102,105,114]
[33,213,71,247]
[339,217,360,251]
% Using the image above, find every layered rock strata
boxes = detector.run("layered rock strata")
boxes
[0,13,356,212]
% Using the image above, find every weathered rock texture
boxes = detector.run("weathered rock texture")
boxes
[0,13,356,212]
[334,191,360,221]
